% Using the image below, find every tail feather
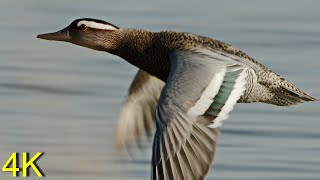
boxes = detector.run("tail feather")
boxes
[270,80,317,106]
[259,71,317,106]
[279,79,317,102]
[281,85,317,102]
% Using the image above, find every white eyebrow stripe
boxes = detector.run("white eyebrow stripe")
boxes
[77,20,117,30]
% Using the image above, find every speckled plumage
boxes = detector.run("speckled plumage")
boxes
[117,29,316,106]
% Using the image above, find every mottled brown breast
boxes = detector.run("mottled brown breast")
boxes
[115,29,171,82]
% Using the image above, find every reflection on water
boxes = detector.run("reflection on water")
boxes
[0,0,319,179]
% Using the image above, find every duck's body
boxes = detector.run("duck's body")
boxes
[104,29,315,106]
[37,18,316,180]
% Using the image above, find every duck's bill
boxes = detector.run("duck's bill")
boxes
[37,28,70,42]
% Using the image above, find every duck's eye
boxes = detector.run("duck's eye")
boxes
[79,24,87,29]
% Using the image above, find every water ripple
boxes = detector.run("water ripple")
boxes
[0,82,89,95]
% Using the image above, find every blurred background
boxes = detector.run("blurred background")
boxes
[0,0,319,179]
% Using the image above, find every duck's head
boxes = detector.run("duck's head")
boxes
[37,18,122,52]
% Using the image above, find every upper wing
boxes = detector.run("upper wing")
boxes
[152,49,255,180]
[115,70,164,150]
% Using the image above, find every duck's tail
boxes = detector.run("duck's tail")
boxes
[263,74,317,106]
[272,86,317,106]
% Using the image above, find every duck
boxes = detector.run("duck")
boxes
[37,18,317,180]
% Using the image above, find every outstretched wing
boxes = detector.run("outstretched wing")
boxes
[115,70,164,150]
[152,49,255,180]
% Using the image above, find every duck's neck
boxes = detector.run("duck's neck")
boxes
[109,29,170,82]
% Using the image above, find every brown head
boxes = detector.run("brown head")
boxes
[37,18,171,81]
[37,18,123,52]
